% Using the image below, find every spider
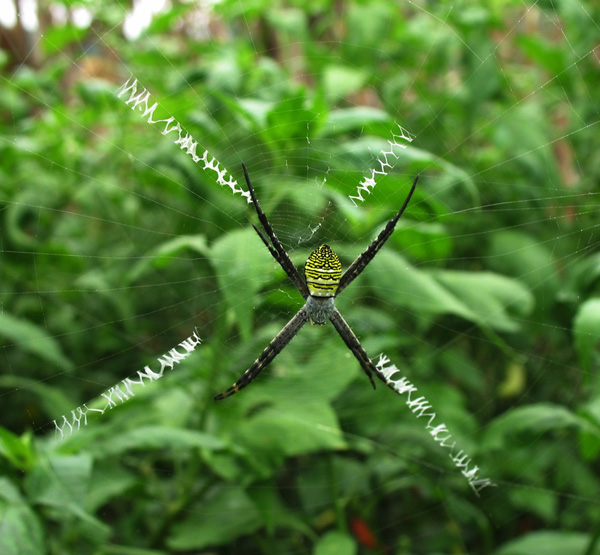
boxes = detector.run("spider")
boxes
[214,164,419,400]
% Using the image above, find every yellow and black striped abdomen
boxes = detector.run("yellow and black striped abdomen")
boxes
[305,244,342,297]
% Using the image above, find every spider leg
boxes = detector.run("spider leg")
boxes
[336,175,419,296]
[329,308,379,390]
[243,163,309,299]
[252,224,285,270]
[214,306,309,400]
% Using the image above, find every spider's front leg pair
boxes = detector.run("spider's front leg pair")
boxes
[213,164,418,401]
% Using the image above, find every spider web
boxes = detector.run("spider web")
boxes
[1,0,599,553]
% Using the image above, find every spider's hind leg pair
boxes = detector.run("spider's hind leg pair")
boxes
[214,164,418,401]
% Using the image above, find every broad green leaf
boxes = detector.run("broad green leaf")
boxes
[0,312,73,371]
[248,487,315,538]
[27,454,92,512]
[322,65,369,104]
[322,107,392,136]
[86,463,137,512]
[26,453,108,540]
[433,271,534,332]
[573,298,600,373]
[394,221,453,262]
[0,376,73,418]
[315,531,357,555]
[266,7,308,37]
[365,250,476,325]
[215,91,272,132]
[146,3,192,35]
[508,488,557,522]
[488,231,558,298]
[236,400,346,457]
[560,253,600,304]
[128,234,208,282]
[347,1,394,51]
[518,36,567,75]
[465,46,500,105]
[211,228,276,340]
[495,530,600,555]
[483,404,600,451]
[167,487,261,550]
[0,478,44,555]
[492,103,558,185]
[264,93,317,145]
[0,428,34,470]
[90,426,225,457]
[41,24,87,55]
[578,402,600,461]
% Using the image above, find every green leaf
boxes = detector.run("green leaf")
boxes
[495,530,600,555]
[394,221,453,263]
[266,7,308,37]
[211,228,276,340]
[508,488,557,522]
[0,428,34,470]
[0,478,45,555]
[0,312,73,371]
[488,231,558,298]
[167,487,261,550]
[128,234,208,282]
[89,426,225,457]
[26,452,108,541]
[578,428,600,462]
[483,404,600,451]
[322,107,392,136]
[314,531,357,555]
[365,250,476,325]
[248,487,315,538]
[573,298,600,373]
[264,93,321,146]
[0,375,80,419]
[41,24,87,55]
[236,400,346,457]
[560,253,600,304]
[492,103,558,184]
[27,454,93,512]
[322,65,369,104]
[146,3,192,35]
[86,463,137,512]
[518,36,566,75]
[433,271,534,332]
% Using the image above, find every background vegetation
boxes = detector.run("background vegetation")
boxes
[1,0,600,553]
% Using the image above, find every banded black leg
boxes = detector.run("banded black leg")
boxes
[214,306,309,400]
[329,309,378,390]
[243,163,309,299]
[336,175,419,296]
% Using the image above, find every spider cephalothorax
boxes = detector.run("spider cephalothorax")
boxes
[213,163,418,400]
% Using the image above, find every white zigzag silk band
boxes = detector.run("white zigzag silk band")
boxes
[53,331,201,439]
[349,124,415,206]
[117,75,413,206]
[376,354,496,496]
[116,76,251,203]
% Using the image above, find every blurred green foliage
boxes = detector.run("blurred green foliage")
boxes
[1,0,600,553]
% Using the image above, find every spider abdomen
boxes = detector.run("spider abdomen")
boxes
[304,244,342,297]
